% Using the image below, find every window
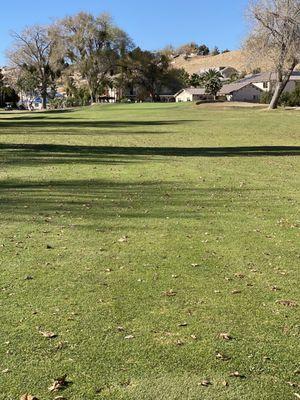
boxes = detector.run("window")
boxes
[263,82,268,89]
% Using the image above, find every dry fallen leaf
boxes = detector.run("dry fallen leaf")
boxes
[229,371,245,378]
[216,352,231,361]
[234,273,245,279]
[178,322,188,327]
[271,286,281,291]
[288,382,300,388]
[294,369,300,375]
[48,375,68,392]
[222,380,229,387]
[55,341,67,350]
[124,335,135,340]
[117,326,125,332]
[276,300,298,307]
[39,330,57,339]
[163,289,177,297]
[219,332,233,341]
[118,236,128,243]
[200,380,212,387]
[20,395,39,400]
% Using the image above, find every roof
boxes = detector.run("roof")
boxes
[239,71,300,84]
[219,82,262,95]
[175,87,206,97]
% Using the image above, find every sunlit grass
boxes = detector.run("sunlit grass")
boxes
[0,103,299,399]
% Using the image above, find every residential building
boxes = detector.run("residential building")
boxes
[174,88,213,102]
[219,82,263,102]
[239,71,300,93]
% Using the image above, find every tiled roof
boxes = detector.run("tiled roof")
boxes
[175,88,206,96]
[239,71,300,83]
[219,82,257,95]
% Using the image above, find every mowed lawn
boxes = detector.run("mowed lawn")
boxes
[0,103,299,400]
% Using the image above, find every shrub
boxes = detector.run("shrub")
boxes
[119,98,132,103]
[48,98,65,109]
[281,87,300,107]
[64,94,91,108]
[260,91,274,104]
[260,87,300,107]
[0,86,19,107]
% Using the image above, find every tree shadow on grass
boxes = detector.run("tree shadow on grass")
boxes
[0,143,299,168]
[0,178,260,227]
[0,143,297,227]
[0,118,193,130]
[0,109,75,115]
[0,143,156,167]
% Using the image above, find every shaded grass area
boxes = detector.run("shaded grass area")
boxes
[1,142,300,159]
[0,103,299,399]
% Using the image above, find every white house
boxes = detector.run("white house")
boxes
[219,82,263,102]
[174,88,213,102]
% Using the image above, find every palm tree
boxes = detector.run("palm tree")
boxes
[202,69,222,82]
[201,69,223,100]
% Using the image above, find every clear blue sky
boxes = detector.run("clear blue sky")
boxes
[0,0,249,65]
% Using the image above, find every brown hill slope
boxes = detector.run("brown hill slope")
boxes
[171,50,257,74]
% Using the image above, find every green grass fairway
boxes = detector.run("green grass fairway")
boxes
[0,103,299,400]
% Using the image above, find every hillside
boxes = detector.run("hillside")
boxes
[171,50,252,74]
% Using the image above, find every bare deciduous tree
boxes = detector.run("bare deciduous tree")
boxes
[8,25,64,109]
[245,0,300,109]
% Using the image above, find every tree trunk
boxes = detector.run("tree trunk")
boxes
[269,61,297,110]
[41,91,47,110]
[269,81,286,109]
[90,92,96,104]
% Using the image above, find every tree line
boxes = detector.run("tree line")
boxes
[4,13,187,108]
[3,0,300,110]
[161,43,230,57]
[4,12,226,109]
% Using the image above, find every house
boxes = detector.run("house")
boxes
[219,82,263,102]
[219,66,239,80]
[174,88,213,102]
[198,66,239,81]
[238,71,300,93]
[157,94,175,102]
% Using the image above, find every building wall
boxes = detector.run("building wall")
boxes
[108,87,118,103]
[175,91,193,102]
[253,81,297,93]
[228,84,262,102]
[175,91,213,102]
